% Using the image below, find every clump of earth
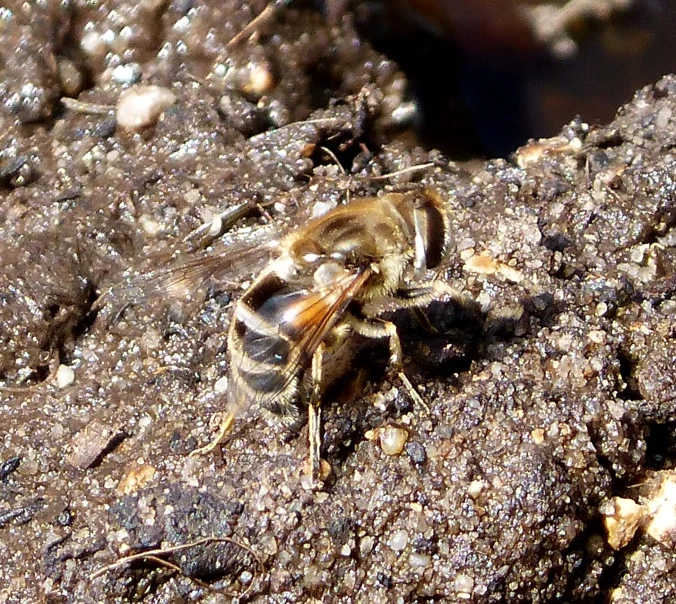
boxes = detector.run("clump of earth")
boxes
[1,2,675,602]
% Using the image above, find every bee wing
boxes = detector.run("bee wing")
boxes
[227,268,371,418]
[286,269,371,372]
[96,235,278,321]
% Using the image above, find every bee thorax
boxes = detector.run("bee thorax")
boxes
[270,255,298,280]
[313,261,349,287]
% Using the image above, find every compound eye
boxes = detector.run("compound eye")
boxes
[413,203,447,270]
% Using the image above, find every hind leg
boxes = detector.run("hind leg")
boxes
[189,413,236,458]
[304,343,330,488]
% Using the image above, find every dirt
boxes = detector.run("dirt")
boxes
[1,1,675,602]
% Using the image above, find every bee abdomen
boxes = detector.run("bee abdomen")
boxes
[240,330,290,365]
[228,275,308,413]
[228,319,300,414]
[237,365,290,394]
[231,308,296,395]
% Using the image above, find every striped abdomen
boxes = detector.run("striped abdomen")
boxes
[226,266,366,420]
[227,273,307,419]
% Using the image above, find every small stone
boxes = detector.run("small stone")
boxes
[588,330,606,344]
[214,375,229,394]
[388,529,409,552]
[602,496,643,550]
[139,214,161,236]
[405,441,426,464]
[111,63,142,85]
[66,420,125,469]
[140,328,162,351]
[55,365,75,388]
[464,252,498,275]
[57,58,83,97]
[645,472,676,547]
[318,459,332,481]
[116,85,176,130]
[116,463,156,495]
[467,480,485,498]
[378,425,409,456]
[453,572,474,597]
[184,188,201,204]
[138,416,152,430]
[497,264,524,283]
[531,428,545,444]
[409,552,431,568]
[311,200,334,218]
[359,535,374,557]
[239,59,276,99]
[656,106,672,129]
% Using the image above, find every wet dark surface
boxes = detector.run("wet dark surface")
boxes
[0,1,676,602]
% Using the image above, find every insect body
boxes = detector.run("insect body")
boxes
[215,189,452,481]
[102,188,453,485]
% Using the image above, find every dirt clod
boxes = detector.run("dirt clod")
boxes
[1,2,675,603]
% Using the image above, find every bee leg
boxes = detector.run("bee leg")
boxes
[361,281,458,316]
[381,320,431,413]
[411,307,438,334]
[306,343,328,487]
[352,318,430,413]
[188,413,236,458]
[307,404,322,485]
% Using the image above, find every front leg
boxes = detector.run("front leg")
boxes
[360,280,457,317]
[350,317,429,413]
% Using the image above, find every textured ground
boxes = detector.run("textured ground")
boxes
[1,1,676,602]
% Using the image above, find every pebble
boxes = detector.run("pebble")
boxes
[467,480,485,498]
[405,441,426,464]
[139,214,161,236]
[646,473,676,547]
[242,60,276,98]
[111,63,142,85]
[409,552,432,568]
[214,375,229,394]
[388,529,409,551]
[116,463,157,495]
[65,419,124,469]
[378,425,409,456]
[453,573,475,597]
[531,428,545,445]
[116,85,176,130]
[55,364,75,388]
[602,496,643,550]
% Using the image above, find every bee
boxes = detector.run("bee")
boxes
[99,188,453,485]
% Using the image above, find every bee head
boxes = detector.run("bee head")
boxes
[391,188,451,276]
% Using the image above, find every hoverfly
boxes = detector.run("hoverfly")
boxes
[98,188,453,485]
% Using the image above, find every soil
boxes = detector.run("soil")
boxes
[1,1,675,602]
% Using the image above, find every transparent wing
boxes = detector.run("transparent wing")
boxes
[284,269,370,374]
[227,268,371,418]
[95,231,279,321]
